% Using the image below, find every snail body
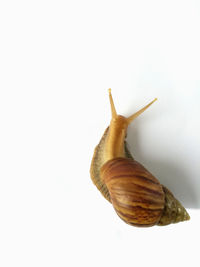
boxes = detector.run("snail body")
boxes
[90,89,190,227]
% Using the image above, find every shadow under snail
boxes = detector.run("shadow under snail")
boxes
[90,89,190,227]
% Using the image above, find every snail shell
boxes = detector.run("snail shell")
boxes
[90,89,190,227]
[101,157,165,227]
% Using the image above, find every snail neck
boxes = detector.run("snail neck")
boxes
[104,89,157,163]
[104,115,128,162]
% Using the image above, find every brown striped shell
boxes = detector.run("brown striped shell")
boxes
[100,157,165,227]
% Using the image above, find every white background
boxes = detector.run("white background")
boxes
[0,0,199,266]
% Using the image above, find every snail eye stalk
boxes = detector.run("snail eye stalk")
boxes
[126,98,157,124]
[108,88,117,119]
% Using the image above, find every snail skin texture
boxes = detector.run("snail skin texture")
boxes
[90,89,190,227]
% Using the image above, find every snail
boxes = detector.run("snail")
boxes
[90,89,190,227]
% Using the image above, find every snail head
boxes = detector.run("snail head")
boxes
[108,88,157,133]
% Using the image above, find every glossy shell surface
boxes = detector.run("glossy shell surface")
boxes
[101,157,165,227]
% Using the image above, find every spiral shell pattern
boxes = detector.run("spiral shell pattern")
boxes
[100,158,165,227]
